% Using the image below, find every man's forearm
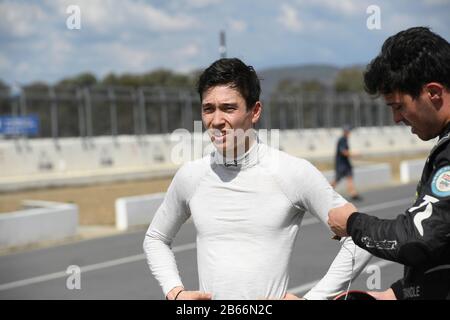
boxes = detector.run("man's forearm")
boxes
[304,237,372,300]
[143,229,184,296]
[347,212,431,266]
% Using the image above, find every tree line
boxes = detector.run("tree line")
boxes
[0,67,366,138]
[0,66,364,93]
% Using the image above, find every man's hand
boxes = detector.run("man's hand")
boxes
[176,291,212,300]
[367,288,397,300]
[260,293,305,300]
[328,202,358,237]
[282,293,304,300]
[166,286,212,300]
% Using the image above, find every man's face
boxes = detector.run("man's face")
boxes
[201,85,260,154]
[384,90,441,141]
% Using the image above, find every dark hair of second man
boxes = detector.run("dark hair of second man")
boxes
[364,26,450,98]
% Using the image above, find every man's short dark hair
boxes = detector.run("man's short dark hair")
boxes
[364,26,450,98]
[197,58,261,110]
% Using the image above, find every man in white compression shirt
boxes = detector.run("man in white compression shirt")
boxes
[143,58,372,300]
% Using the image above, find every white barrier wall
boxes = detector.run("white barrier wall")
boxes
[323,163,392,189]
[279,127,434,160]
[115,163,391,230]
[0,200,78,247]
[400,159,426,183]
[0,135,176,177]
[115,193,165,231]
[0,126,433,191]
[0,135,182,191]
[352,163,392,188]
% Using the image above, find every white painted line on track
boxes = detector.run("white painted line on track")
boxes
[0,198,411,291]
[0,244,197,291]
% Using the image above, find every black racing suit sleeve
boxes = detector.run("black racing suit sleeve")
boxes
[390,279,404,300]
[346,201,450,267]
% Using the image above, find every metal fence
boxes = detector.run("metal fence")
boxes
[0,86,393,140]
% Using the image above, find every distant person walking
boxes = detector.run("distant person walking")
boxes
[331,126,362,201]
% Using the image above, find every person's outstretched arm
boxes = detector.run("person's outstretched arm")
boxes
[345,199,449,266]
[304,236,372,300]
[143,162,211,299]
[328,165,450,266]
[292,160,372,300]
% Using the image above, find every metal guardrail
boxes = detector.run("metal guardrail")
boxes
[0,86,394,142]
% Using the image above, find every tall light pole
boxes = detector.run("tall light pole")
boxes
[219,30,226,58]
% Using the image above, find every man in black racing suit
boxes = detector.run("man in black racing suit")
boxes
[327,26,450,300]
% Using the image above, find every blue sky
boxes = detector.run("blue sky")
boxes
[0,0,449,86]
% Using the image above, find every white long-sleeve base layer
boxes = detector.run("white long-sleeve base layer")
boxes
[143,141,372,300]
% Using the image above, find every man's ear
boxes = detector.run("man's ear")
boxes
[425,82,444,103]
[424,83,444,111]
[251,101,262,124]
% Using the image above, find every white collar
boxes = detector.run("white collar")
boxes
[212,136,261,170]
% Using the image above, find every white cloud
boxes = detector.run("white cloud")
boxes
[383,13,418,33]
[422,0,450,6]
[228,19,247,33]
[14,61,55,85]
[1,0,448,86]
[16,62,30,74]
[296,0,367,16]
[278,4,303,32]
[0,53,10,71]
[182,0,223,8]
[93,42,153,71]
[176,44,200,57]
[46,0,198,33]
[49,36,73,66]
[0,1,48,38]
[315,47,334,60]
[173,64,197,73]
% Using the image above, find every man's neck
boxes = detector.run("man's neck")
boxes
[439,121,450,139]
[221,134,257,160]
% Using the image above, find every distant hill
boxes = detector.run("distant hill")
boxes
[15,64,364,95]
[257,64,364,97]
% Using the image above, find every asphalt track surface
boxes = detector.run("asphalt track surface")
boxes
[0,183,417,300]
